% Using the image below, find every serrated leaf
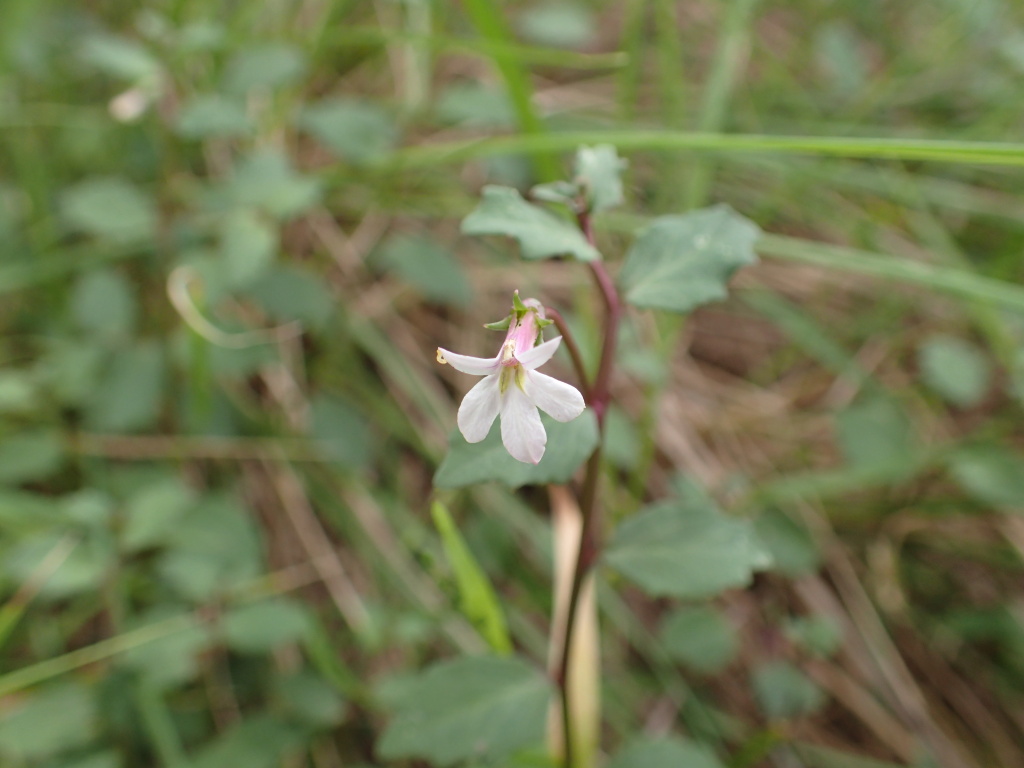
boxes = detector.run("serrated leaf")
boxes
[606,736,725,768]
[434,410,599,489]
[619,205,760,313]
[377,655,551,766]
[918,335,991,408]
[574,144,625,213]
[604,498,770,599]
[432,502,512,654]
[753,661,826,719]
[461,186,600,261]
[659,605,737,674]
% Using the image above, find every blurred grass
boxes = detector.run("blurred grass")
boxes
[2,0,1024,767]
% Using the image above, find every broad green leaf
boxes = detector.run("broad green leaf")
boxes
[619,205,760,313]
[783,615,842,658]
[948,446,1024,512]
[434,410,599,489]
[0,429,64,484]
[38,340,106,407]
[122,477,196,552]
[220,208,277,288]
[604,405,641,471]
[431,502,512,654]
[71,268,137,341]
[606,736,725,768]
[222,43,306,94]
[225,149,321,219]
[158,493,263,601]
[918,335,991,407]
[753,508,820,577]
[79,34,161,82]
[753,661,826,719]
[310,394,373,468]
[119,608,211,689]
[62,488,114,527]
[659,604,737,674]
[274,670,346,727]
[835,395,916,471]
[192,716,305,768]
[0,371,39,414]
[299,98,397,163]
[518,3,597,50]
[244,265,333,329]
[461,186,600,261]
[221,598,312,653]
[176,94,253,139]
[372,234,472,307]
[574,144,626,213]
[0,683,97,760]
[85,341,164,432]
[377,655,551,766]
[604,498,770,599]
[435,82,515,128]
[59,177,157,243]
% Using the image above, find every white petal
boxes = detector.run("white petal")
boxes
[437,347,500,376]
[524,370,586,422]
[500,383,546,464]
[457,375,502,443]
[515,336,562,371]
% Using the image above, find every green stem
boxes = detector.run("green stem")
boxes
[555,211,622,768]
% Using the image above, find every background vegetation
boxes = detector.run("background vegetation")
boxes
[2,0,1024,766]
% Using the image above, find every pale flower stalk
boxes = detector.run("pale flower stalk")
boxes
[437,296,586,464]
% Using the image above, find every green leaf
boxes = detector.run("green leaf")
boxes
[221,598,312,653]
[220,208,277,288]
[461,186,600,261]
[752,661,826,719]
[85,341,165,432]
[659,604,737,674]
[192,716,305,768]
[435,81,515,128]
[0,430,64,484]
[783,615,842,658]
[71,268,138,341]
[432,502,512,654]
[606,736,725,768]
[176,94,253,139]
[299,98,397,163]
[243,265,333,329]
[310,394,373,468]
[0,371,39,414]
[0,683,97,760]
[79,34,161,82]
[619,205,760,313]
[434,410,599,489]
[222,43,306,94]
[574,144,626,213]
[377,655,551,766]
[948,446,1024,512]
[122,477,196,552]
[753,508,820,577]
[517,3,597,50]
[372,234,472,307]
[225,149,322,219]
[918,335,991,408]
[119,608,212,689]
[59,177,158,243]
[4,532,112,599]
[835,395,916,471]
[604,498,771,599]
[275,670,346,727]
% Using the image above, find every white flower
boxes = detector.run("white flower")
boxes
[437,298,586,465]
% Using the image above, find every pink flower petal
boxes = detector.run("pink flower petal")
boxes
[515,336,562,371]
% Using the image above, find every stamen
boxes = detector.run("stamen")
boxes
[436,349,447,364]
